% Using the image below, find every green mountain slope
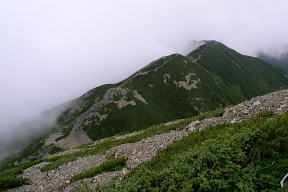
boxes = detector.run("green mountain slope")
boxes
[53,41,288,144]
[188,41,288,98]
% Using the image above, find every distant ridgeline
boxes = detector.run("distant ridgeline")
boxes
[48,41,288,148]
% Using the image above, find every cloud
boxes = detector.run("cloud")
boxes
[0,0,288,157]
[0,101,73,161]
[257,45,288,71]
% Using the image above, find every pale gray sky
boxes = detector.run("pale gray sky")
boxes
[1,0,288,134]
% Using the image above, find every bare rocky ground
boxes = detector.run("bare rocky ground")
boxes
[7,89,288,192]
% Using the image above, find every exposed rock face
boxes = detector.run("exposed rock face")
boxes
[133,90,148,104]
[163,73,171,83]
[174,73,201,90]
[8,89,288,192]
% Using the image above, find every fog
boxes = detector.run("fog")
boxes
[257,46,288,72]
[1,0,288,160]
[0,101,73,161]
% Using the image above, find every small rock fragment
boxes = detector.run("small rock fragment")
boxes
[253,101,261,106]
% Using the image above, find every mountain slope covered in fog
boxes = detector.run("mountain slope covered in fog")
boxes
[258,51,288,72]
[0,101,74,162]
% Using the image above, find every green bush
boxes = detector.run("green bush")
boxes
[48,146,64,154]
[257,110,275,119]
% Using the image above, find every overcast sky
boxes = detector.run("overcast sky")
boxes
[1,0,288,134]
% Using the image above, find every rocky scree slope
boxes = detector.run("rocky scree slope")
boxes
[44,41,288,150]
[5,89,288,192]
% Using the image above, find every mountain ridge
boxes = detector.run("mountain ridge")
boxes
[45,40,288,150]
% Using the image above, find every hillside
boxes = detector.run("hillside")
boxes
[42,41,288,151]
[1,89,288,191]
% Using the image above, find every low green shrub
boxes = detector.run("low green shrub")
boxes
[48,146,64,154]
[257,110,275,118]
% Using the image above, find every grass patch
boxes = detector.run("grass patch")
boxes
[0,176,29,189]
[76,142,95,149]
[70,157,126,182]
[41,108,224,172]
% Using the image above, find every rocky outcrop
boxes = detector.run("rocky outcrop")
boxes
[174,73,201,90]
